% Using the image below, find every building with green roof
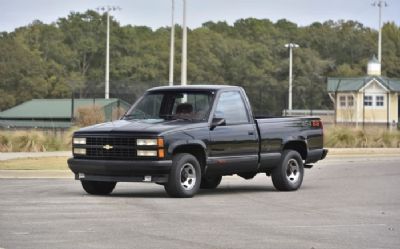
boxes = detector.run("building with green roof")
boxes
[327,57,400,125]
[0,98,131,130]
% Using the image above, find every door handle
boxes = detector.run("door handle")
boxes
[248,131,254,136]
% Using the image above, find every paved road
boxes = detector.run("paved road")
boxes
[0,156,399,249]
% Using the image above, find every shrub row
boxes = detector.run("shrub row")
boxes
[0,130,74,152]
[324,126,400,148]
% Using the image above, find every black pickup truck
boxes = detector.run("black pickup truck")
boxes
[68,85,327,197]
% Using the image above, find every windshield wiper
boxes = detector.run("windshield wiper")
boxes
[122,113,148,120]
[160,114,193,121]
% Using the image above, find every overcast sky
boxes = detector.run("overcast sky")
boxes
[1,0,399,32]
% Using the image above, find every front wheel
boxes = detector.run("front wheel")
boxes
[164,153,201,198]
[81,180,116,195]
[271,150,304,191]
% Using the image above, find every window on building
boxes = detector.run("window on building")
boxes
[347,96,354,107]
[375,95,384,107]
[339,96,346,107]
[339,95,354,108]
[364,96,373,106]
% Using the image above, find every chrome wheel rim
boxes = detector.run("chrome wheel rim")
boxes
[286,159,300,184]
[180,163,196,190]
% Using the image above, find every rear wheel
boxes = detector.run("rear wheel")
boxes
[164,153,201,198]
[81,180,116,195]
[271,150,304,191]
[200,175,222,189]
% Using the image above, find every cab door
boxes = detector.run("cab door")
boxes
[207,91,259,174]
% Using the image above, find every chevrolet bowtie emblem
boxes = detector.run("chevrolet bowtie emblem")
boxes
[103,144,113,150]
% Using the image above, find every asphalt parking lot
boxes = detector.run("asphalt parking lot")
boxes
[0,155,399,249]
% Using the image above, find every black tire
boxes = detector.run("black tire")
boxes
[164,153,201,198]
[81,180,116,195]
[271,150,304,191]
[200,175,222,189]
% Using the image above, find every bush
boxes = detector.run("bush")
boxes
[0,130,75,152]
[325,125,400,148]
[0,133,13,152]
[75,105,105,127]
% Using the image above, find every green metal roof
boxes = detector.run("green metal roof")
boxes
[327,76,400,92]
[0,98,130,119]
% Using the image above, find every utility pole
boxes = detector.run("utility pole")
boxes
[169,0,175,86]
[97,6,121,99]
[372,1,388,63]
[284,43,299,111]
[181,0,187,85]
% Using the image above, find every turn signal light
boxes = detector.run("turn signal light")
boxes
[157,138,164,147]
[158,149,165,158]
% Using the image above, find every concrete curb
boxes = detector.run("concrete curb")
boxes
[0,151,71,161]
[0,170,72,179]
[327,148,400,156]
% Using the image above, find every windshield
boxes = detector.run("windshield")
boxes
[124,91,214,122]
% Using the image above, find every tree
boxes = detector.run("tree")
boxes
[0,12,399,114]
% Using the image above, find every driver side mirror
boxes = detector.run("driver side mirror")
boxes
[210,118,226,130]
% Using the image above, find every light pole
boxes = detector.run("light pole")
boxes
[169,0,175,86]
[372,1,387,63]
[284,43,299,111]
[97,6,121,99]
[181,0,187,85]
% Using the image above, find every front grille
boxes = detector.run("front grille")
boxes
[86,147,137,160]
[75,136,140,160]
[86,137,136,147]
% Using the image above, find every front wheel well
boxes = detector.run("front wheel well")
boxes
[172,145,206,173]
[282,141,307,160]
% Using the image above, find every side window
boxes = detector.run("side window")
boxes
[214,91,249,124]
[364,96,373,106]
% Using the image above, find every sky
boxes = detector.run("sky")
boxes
[1,0,399,32]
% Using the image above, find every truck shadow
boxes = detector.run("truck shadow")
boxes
[198,185,276,196]
[107,184,276,198]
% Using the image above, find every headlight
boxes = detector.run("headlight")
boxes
[73,137,86,145]
[137,139,157,146]
[137,150,157,157]
[73,148,86,155]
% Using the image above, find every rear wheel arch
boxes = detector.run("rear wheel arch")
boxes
[282,140,307,160]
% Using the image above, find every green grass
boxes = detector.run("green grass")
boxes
[0,157,69,170]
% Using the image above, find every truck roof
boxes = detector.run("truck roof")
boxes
[148,85,240,92]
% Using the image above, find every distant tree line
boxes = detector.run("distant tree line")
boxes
[0,10,399,115]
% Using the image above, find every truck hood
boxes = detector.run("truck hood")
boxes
[75,119,208,135]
